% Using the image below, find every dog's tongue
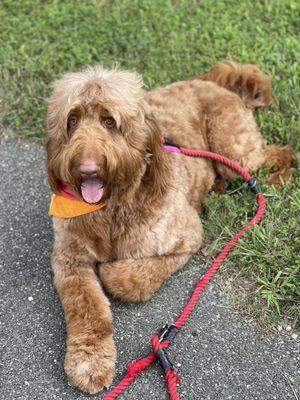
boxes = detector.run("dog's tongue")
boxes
[81,178,104,204]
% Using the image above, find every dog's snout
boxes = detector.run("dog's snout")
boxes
[78,162,100,177]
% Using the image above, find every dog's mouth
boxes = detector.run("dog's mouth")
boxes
[80,177,105,204]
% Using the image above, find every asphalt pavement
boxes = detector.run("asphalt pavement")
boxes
[0,136,299,400]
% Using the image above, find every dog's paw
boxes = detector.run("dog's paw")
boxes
[267,167,297,186]
[99,262,156,303]
[64,335,116,394]
[267,145,297,187]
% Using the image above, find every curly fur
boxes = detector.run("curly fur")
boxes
[194,60,276,107]
[46,61,296,393]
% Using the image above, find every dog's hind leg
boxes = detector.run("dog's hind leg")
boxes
[192,61,296,184]
[204,90,296,185]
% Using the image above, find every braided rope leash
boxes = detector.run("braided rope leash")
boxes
[103,144,266,400]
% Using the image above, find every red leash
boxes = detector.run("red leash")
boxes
[102,143,266,400]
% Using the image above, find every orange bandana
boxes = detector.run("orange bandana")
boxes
[48,185,106,219]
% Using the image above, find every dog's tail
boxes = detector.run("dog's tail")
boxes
[193,61,275,108]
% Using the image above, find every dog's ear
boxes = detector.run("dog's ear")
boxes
[45,71,79,194]
[143,112,171,198]
[45,100,66,194]
[45,136,62,194]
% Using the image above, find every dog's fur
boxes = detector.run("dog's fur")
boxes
[46,61,296,393]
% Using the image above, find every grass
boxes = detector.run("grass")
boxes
[0,0,299,328]
[202,174,299,328]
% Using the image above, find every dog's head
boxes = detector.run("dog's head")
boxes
[46,66,169,204]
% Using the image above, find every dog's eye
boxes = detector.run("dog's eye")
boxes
[103,117,116,129]
[67,116,79,131]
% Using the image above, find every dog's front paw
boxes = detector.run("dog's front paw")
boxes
[64,335,116,394]
[99,262,156,303]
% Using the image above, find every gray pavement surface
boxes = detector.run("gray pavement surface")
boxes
[0,136,299,400]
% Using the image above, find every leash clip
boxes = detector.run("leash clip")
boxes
[159,324,178,343]
[163,137,181,149]
[248,178,261,194]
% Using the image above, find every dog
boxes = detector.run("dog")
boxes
[45,61,296,393]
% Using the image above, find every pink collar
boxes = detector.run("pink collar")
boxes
[60,184,81,201]
[162,137,181,154]
[163,145,181,154]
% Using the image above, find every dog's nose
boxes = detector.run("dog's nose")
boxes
[78,162,100,177]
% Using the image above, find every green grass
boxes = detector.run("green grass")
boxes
[1,0,299,327]
[202,174,299,328]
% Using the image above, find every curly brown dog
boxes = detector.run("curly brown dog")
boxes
[46,61,296,393]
